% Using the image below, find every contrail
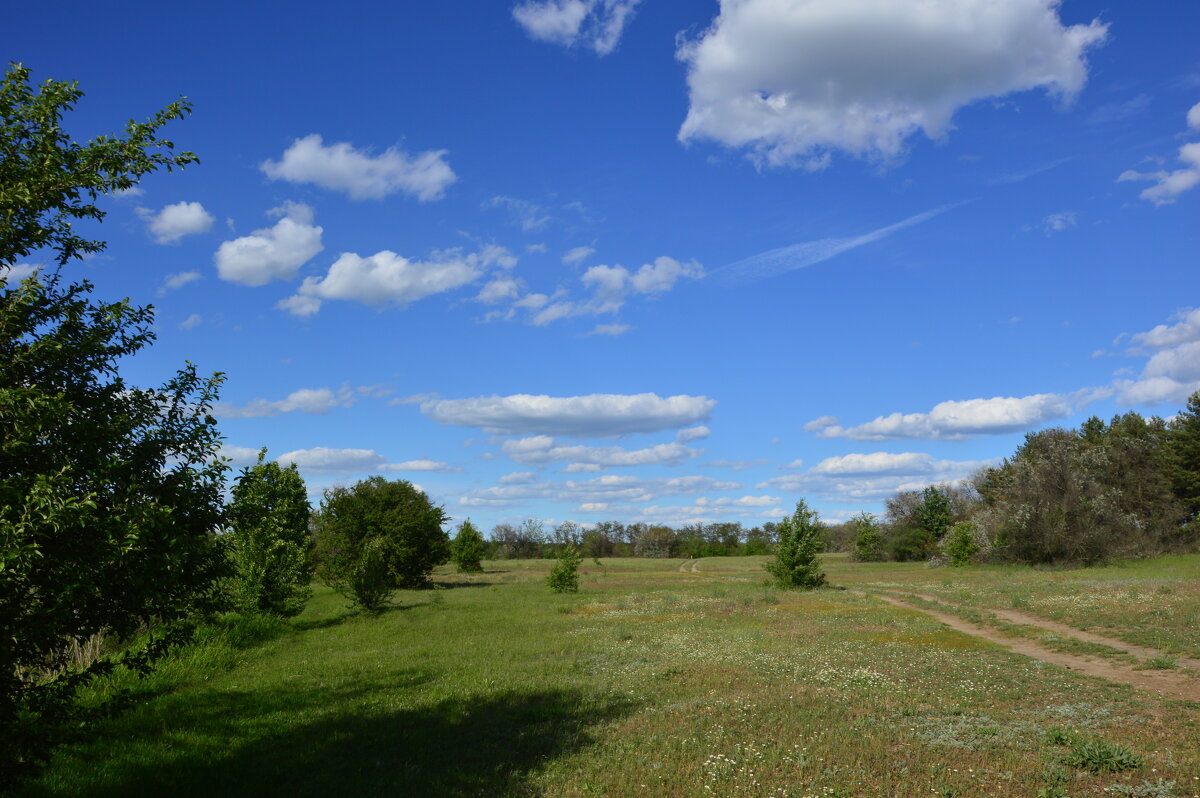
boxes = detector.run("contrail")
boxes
[713,201,968,285]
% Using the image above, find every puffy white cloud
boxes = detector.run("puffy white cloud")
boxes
[179,313,202,330]
[460,472,740,507]
[0,263,40,284]
[582,256,704,296]
[761,452,994,502]
[421,392,715,437]
[512,0,640,56]
[815,393,1076,440]
[215,202,323,286]
[1128,307,1200,351]
[261,134,456,201]
[499,471,539,485]
[677,0,1107,168]
[380,459,460,473]
[695,495,781,508]
[501,436,701,466]
[803,415,838,433]
[276,447,389,473]
[563,463,603,473]
[1116,310,1200,405]
[477,275,522,304]
[138,201,214,244]
[158,271,201,295]
[562,245,595,264]
[283,246,513,315]
[215,387,354,419]
[675,425,710,444]
[1119,103,1200,205]
[219,445,264,468]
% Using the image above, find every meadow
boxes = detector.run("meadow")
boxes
[25,555,1200,797]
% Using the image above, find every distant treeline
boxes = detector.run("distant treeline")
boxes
[487,393,1200,567]
[829,397,1200,566]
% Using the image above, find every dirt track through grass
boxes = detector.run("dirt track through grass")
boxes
[871,592,1200,701]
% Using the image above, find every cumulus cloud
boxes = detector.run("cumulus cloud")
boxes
[178,313,202,330]
[214,386,356,419]
[0,263,40,284]
[1116,307,1200,405]
[512,0,640,56]
[813,393,1077,441]
[219,445,264,468]
[676,0,1107,168]
[499,471,539,485]
[275,447,388,473]
[158,271,201,295]
[1119,102,1200,205]
[562,245,595,264]
[587,323,631,336]
[675,425,711,444]
[461,473,741,508]
[261,134,456,201]
[421,392,715,437]
[523,256,703,326]
[700,459,769,471]
[761,452,994,502]
[501,436,701,466]
[380,459,460,473]
[215,202,323,286]
[281,246,514,315]
[138,201,214,244]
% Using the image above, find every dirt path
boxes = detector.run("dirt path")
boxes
[870,592,1200,702]
[678,559,701,573]
[898,592,1200,671]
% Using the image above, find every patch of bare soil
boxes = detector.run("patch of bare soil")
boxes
[870,593,1200,702]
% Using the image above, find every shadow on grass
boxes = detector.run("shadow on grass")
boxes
[35,681,634,797]
[291,600,424,632]
[429,580,498,589]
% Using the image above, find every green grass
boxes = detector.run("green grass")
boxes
[24,555,1200,797]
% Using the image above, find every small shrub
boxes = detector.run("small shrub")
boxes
[851,512,885,561]
[765,500,826,589]
[546,545,581,593]
[450,519,486,573]
[944,521,982,566]
[1143,654,1177,670]
[1047,729,1143,774]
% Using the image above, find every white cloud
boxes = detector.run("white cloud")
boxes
[562,245,595,264]
[675,425,711,444]
[461,472,740,507]
[1118,103,1200,205]
[701,459,769,471]
[785,459,805,469]
[563,463,603,473]
[421,392,716,437]
[261,134,456,201]
[215,202,323,287]
[814,393,1076,440]
[587,323,631,336]
[1043,211,1078,233]
[1116,309,1200,405]
[179,313,202,330]
[501,436,701,466]
[484,196,551,231]
[677,0,1107,168]
[275,447,388,473]
[158,271,201,295]
[138,201,214,244]
[803,415,838,433]
[477,275,522,304]
[0,263,40,284]
[282,246,512,315]
[380,459,460,473]
[220,445,264,468]
[761,452,994,502]
[215,387,354,419]
[499,471,539,485]
[695,495,781,508]
[512,0,640,56]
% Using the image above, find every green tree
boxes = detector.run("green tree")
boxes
[1167,391,1200,527]
[765,500,826,589]
[312,476,449,611]
[450,519,486,573]
[1,63,218,787]
[851,512,884,562]
[916,485,953,542]
[546,545,582,593]
[944,521,981,566]
[225,450,313,617]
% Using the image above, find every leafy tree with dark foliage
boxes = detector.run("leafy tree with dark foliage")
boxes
[313,477,449,611]
[451,519,486,573]
[1,62,221,788]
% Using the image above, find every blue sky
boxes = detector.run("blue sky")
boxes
[5,0,1198,531]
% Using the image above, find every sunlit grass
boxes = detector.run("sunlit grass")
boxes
[26,555,1200,797]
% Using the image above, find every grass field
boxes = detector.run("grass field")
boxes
[24,555,1200,797]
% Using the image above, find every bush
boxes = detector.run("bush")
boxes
[944,521,982,566]
[765,500,826,589]
[313,477,449,611]
[851,512,884,561]
[225,450,313,617]
[451,519,486,573]
[546,545,581,593]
